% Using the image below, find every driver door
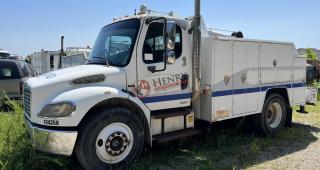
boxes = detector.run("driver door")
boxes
[135,20,191,111]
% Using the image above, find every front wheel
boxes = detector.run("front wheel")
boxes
[253,94,287,135]
[75,108,144,170]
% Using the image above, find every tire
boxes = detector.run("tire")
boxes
[253,94,287,135]
[75,108,145,170]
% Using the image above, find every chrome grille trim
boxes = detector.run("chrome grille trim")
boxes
[24,84,31,118]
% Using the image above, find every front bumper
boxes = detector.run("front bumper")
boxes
[24,116,78,156]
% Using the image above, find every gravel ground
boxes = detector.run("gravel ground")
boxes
[248,107,320,170]
[249,137,320,170]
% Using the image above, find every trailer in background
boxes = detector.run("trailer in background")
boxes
[61,52,89,68]
[29,47,91,75]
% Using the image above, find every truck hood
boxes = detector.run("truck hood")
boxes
[27,64,126,88]
[25,65,127,117]
[27,65,126,89]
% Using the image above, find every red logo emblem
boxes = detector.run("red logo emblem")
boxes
[133,80,151,98]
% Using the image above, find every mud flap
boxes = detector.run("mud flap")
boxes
[285,108,292,128]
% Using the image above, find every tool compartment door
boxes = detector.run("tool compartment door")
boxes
[213,40,233,119]
[246,42,259,113]
[277,44,293,83]
[261,43,278,84]
[232,41,247,115]
[232,41,259,115]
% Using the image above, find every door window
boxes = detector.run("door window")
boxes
[143,23,182,64]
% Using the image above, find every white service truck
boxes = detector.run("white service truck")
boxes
[24,1,306,169]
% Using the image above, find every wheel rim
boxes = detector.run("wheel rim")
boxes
[95,122,134,164]
[266,101,283,128]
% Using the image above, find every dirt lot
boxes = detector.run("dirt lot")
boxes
[0,100,319,170]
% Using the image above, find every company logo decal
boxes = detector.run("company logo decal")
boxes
[132,73,189,98]
[152,73,188,92]
[134,80,151,98]
[43,73,56,79]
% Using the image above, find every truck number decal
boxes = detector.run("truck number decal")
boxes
[44,120,60,126]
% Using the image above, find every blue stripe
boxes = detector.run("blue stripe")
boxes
[261,85,276,92]
[141,93,192,103]
[292,83,305,88]
[213,90,233,97]
[247,87,261,93]
[140,83,305,103]
[282,84,292,88]
[213,83,305,97]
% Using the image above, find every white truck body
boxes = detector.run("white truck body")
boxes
[199,36,305,122]
[23,2,306,168]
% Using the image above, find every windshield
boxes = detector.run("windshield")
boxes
[88,19,140,67]
[0,52,10,58]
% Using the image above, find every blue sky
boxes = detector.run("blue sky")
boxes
[1,0,319,56]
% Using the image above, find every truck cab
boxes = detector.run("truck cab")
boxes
[24,3,305,169]
[24,8,196,169]
[88,14,192,111]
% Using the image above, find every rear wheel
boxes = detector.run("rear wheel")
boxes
[75,108,144,170]
[253,94,287,135]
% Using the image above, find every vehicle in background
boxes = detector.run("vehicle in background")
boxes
[0,59,37,99]
[305,64,318,104]
[9,54,24,61]
[0,49,10,59]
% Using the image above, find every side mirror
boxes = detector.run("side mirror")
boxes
[166,50,176,64]
[166,21,176,50]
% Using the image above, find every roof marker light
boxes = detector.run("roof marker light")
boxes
[139,4,148,14]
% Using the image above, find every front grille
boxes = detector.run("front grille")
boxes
[24,85,31,118]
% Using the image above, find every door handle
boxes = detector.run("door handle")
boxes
[273,59,278,67]
[128,84,135,88]
[240,73,247,83]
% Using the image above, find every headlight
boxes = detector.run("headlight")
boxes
[38,102,76,118]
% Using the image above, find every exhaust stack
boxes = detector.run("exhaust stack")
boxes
[59,36,65,69]
[192,0,201,102]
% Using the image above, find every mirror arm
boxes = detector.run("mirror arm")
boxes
[148,56,167,73]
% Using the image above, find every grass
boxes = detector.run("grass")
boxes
[0,98,72,170]
[0,98,319,170]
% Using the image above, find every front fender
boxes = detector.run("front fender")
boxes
[34,86,150,127]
